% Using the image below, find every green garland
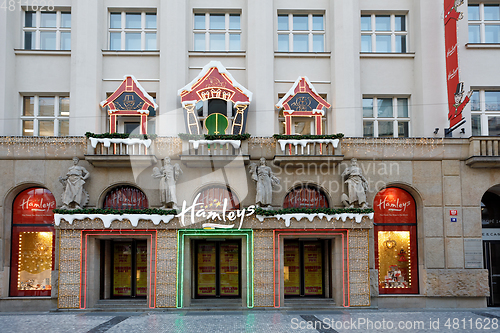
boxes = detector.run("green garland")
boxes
[178,133,251,141]
[273,133,344,140]
[53,208,177,215]
[254,206,373,216]
[85,132,157,140]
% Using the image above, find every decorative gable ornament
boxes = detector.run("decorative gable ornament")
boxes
[100,75,158,134]
[276,77,331,135]
[178,61,252,135]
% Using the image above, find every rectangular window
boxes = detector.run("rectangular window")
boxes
[21,96,70,136]
[193,13,241,51]
[361,14,407,53]
[363,97,410,137]
[109,11,157,50]
[469,3,500,43]
[471,89,500,135]
[23,11,71,50]
[277,13,325,52]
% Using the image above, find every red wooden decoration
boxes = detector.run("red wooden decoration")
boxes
[196,186,240,211]
[103,186,149,210]
[283,186,329,209]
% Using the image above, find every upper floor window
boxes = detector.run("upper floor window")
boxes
[193,13,241,51]
[277,14,324,52]
[361,14,407,53]
[363,97,409,137]
[468,3,500,43]
[109,11,157,50]
[22,95,69,136]
[471,90,500,136]
[23,11,71,50]
[103,185,149,209]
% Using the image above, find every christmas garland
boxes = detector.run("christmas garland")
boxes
[272,133,344,140]
[85,132,158,140]
[254,206,373,216]
[178,133,251,141]
[53,208,177,215]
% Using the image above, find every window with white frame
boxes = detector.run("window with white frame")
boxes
[363,97,410,137]
[277,13,325,52]
[23,11,71,50]
[21,96,69,136]
[471,90,500,136]
[468,3,500,43]
[361,14,407,53]
[193,13,241,51]
[109,11,157,50]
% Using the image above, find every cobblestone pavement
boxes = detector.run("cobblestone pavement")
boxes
[0,308,500,333]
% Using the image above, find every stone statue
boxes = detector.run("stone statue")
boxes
[248,157,280,207]
[152,157,182,208]
[59,157,90,209]
[341,158,369,208]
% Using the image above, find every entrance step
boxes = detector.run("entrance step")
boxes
[92,299,149,311]
[283,298,338,310]
[189,299,245,310]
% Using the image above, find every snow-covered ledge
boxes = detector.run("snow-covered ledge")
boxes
[277,139,339,152]
[256,212,374,227]
[89,137,152,149]
[54,213,175,228]
[189,139,241,149]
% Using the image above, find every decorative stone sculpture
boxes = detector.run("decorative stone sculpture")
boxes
[249,157,280,207]
[341,158,369,208]
[152,157,183,209]
[59,157,90,209]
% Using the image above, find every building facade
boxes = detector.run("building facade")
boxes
[0,0,499,311]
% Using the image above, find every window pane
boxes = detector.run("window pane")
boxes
[469,24,480,43]
[312,15,323,31]
[485,25,500,43]
[110,13,121,29]
[377,98,393,117]
[110,32,121,50]
[61,13,71,28]
[398,121,409,137]
[59,120,69,136]
[145,33,156,50]
[194,33,205,51]
[23,97,34,116]
[40,32,56,50]
[39,120,54,136]
[24,32,35,50]
[278,15,288,31]
[468,5,480,21]
[23,120,34,136]
[209,33,225,51]
[126,13,141,29]
[361,35,372,52]
[375,15,391,31]
[488,117,500,136]
[397,98,409,117]
[61,32,71,50]
[39,97,55,116]
[395,15,405,31]
[25,11,36,27]
[363,98,373,117]
[363,121,374,137]
[229,33,240,51]
[40,12,56,28]
[485,91,500,111]
[396,35,406,53]
[376,35,391,52]
[293,34,308,52]
[229,14,240,30]
[210,14,225,30]
[472,114,481,136]
[125,33,141,50]
[484,5,500,21]
[378,121,394,137]
[361,15,371,31]
[194,14,205,29]
[59,97,70,116]
[16,232,53,291]
[278,34,289,51]
[471,91,480,110]
[313,34,324,52]
[146,13,156,29]
[293,15,308,31]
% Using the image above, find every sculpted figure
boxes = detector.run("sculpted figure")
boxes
[59,157,90,209]
[152,157,182,208]
[341,158,369,208]
[249,157,280,207]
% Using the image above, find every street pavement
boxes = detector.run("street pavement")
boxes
[0,308,500,333]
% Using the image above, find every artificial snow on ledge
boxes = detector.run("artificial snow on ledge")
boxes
[54,214,175,228]
[189,139,241,149]
[89,137,152,148]
[278,139,339,152]
[256,213,374,227]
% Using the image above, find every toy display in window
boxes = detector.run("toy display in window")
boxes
[382,265,408,288]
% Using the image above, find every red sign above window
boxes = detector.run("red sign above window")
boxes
[104,186,149,210]
[374,188,416,224]
[13,188,56,224]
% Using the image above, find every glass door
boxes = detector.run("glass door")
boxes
[112,240,147,298]
[485,241,500,306]
[284,240,324,297]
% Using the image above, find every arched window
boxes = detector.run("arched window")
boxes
[283,185,329,209]
[196,185,240,211]
[103,185,148,209]
[374,187,418,294]
[10,188,56,296]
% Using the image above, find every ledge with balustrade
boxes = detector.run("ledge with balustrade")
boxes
[466,136,500,168]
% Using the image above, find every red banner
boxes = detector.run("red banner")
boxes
[374,188,416,224]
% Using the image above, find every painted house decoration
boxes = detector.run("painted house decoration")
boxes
[178,61,252,135]
[100,75,158,134]
[276,77,331,135]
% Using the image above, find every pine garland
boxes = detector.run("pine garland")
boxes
[254,206,373,216]
[53,208,177,215]
[85,132,157,140]
[178,133,251,141]
[273,133,344,140]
